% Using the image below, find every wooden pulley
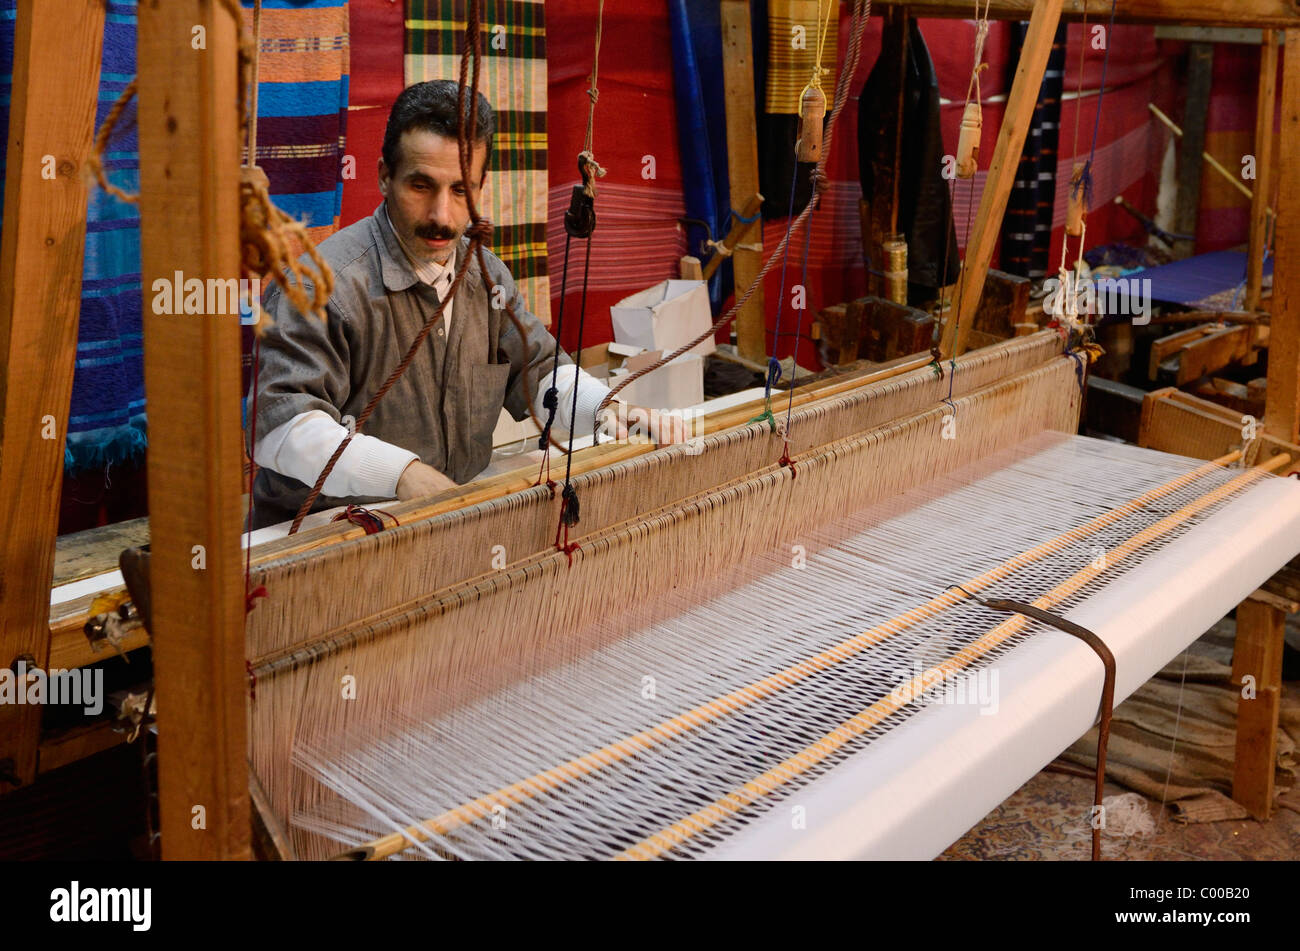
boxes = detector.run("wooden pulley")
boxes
[956,101,982,179]
[1067,163,1088,237]
[797,85,827,163]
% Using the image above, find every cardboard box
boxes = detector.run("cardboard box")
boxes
[608,349,704,411]
[610,280,716,358]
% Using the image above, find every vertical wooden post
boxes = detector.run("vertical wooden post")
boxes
[1265,29,1300,444]
[1246,32,1278,313]
[1172,44,1214,261]
[941,0,1063,359]
[0,0,104,789]
[1231,596,1286,819]
[720,0,766,364]
[137,0,249,859]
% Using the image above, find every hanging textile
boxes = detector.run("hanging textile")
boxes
[243,0,351,249]
[668,0,730,313]
[65,1,145,475]
[406,0,550,323]
[1000,22,1067,279]
[0,0,13,220]
[858,18,958,305]
[338,0,405,227]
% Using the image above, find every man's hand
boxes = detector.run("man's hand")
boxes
[626,405,689,446]
[395,460,457,500]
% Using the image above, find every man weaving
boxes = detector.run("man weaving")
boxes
[251,81,683,528]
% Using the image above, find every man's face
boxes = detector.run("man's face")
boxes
[379,128,487,265]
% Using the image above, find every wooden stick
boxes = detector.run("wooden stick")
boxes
[1247,31,1280,311]
[701,193,764,281]
[942,0,1065,359]
[0,0,105,788]
[620,453,1290,860]
[872,0,1300,29]
[1149,103,1266,206]
[1230,598,1284,820]
[347,450,1243,860]
[720,0,766,363]
[138,0,250,859]
[1265,29,1300,444]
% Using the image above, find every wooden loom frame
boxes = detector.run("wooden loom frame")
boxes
[2,0,1299,859]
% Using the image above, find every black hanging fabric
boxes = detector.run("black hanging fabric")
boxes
[858,18,960,304]
[1000,22,1068,279]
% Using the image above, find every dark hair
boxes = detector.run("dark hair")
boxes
[382,80,495,179]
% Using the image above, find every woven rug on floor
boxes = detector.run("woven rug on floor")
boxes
[1058,622,1298,824]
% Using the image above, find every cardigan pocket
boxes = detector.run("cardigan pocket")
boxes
[467,362,512,467]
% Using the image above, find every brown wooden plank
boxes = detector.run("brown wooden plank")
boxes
[1140,387,1300,470]
[973,269,1031,339]
[0,0,105,790]
[1231,599,1285,820]
[137,0,249,859]
[874,0,1300,28]
[1167,325,1252,385]
[1265,29,1300,443]
[1173,45,1214,260]
[943,0,1065,357]
[53,517,151,588]
[720,1,766,363]
[1247,31,1279,311]
[1147,325,1218,378]
[38,721,129,776]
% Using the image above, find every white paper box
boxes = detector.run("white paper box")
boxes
[609,351,704,411]
[610,280,716,358]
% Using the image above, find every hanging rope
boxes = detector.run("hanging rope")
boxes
[749,148,803,433]
[548,2,607,553]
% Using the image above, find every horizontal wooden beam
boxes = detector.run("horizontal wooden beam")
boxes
[874,0,1300,28]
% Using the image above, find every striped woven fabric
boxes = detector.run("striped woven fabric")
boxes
[242,0,351,249]
[406,0,550,323]
[67,1,146,473]
[764,0,837,115]
[238,0,350,478]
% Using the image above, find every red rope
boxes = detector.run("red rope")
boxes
[245,333,266,612]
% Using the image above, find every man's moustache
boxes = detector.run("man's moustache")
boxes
[414,225,457,241]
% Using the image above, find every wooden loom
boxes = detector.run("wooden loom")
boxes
[5,0,1300,859]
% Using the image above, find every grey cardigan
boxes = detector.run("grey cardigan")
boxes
[251,204,570,528]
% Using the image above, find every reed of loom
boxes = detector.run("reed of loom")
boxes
[247,341,1095,859]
